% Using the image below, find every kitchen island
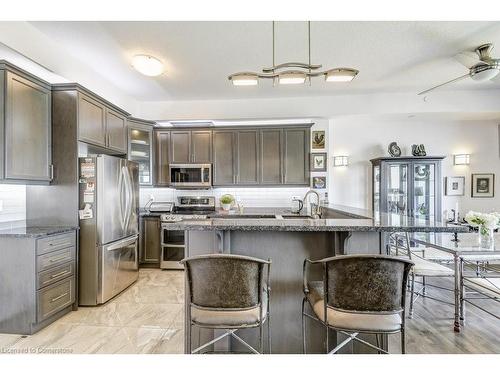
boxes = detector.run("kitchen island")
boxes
[162,205,468,354]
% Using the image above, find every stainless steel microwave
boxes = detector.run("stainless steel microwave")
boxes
[169,164,212,188]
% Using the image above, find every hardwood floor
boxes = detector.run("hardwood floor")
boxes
[394,277,500,354]
[0,269,498,354]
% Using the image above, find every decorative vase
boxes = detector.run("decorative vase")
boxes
[478,224,494,248]
[222,203,232,211]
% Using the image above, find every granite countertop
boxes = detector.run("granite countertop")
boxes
[162,212,469,233]
[0,225,78,238]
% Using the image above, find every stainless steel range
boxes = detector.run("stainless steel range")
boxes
[160,196,215,269]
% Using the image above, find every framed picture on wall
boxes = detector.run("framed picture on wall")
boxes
[312,130,325,149]
[471,173,495,198]
[310,153,327,172]
[312,176,327,189]
[445,176,465,196]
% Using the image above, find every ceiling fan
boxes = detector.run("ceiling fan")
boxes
[418,43,500,95]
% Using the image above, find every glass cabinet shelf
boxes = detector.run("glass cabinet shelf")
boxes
[128,120,154,186]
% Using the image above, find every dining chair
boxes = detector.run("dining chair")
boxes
[388,232,455,317]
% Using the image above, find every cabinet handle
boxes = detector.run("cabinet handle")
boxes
[50,292,69,303]
[49,255,69,263]
[49,241,72,248]
[50,270,70,279]
[50,165,54,180]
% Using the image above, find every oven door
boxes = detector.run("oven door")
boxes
[169,164,211,188]
[161,228,185,270]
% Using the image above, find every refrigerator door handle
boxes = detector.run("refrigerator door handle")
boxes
[123,166,133,231]
[107,235,138,251]
[118,166,127,230]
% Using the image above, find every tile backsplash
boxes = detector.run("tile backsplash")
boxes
[0,184,26,225]
[139,187,319,209]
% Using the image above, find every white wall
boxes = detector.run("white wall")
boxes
[0,185,26,226]
[330,116,500,219]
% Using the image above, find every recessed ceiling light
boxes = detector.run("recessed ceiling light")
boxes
[132,55,164,77]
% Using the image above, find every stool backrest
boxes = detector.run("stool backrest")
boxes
[182,254,269,309]
[324,255,413,313]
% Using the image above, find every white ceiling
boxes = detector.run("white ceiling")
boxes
[23,21,500,101]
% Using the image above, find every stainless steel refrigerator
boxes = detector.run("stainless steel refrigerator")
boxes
[78,155,139,306]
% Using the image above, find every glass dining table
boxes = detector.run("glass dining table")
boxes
[412,232,500,332]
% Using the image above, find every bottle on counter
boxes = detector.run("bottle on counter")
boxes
[323,192,329,205]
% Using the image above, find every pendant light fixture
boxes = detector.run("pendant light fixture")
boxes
[228,21,359,86]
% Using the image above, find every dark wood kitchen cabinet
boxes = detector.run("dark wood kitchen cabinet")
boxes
[0,61,52,183]
[52,83,130,154]
[235,130,259,185]
[154,124,311,187]
[171,130,212,163]
[283,127,310,185]
[140,216,162,266]
[260,129,282,184]
[77,93,106,147]
[213,130,236,185]
[128,118,155,185]
[154,130,170,186]
[0,230,77,334]
[106,109,127,153]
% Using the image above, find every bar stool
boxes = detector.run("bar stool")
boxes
[181,254,271,354]
[302,255,413,354]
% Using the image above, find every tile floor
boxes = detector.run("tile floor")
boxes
[0,269,185,354]
[0,269,499,354]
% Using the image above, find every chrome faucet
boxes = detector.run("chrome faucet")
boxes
[302,190,322,219]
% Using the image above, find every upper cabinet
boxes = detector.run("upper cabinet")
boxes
[78,94,106,147]
[260,129,282,185]
[235,130,259,185]
[54,84,130,154]
[171,130,212,164]
[283,128,310,185]
[128,118,155,186]
[213,126,310,187]
[0,62,52,183]
[106,109,127,153]
[213,130,236,185]
[154,130,170,186]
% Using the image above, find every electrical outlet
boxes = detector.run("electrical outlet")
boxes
[291,195,300,200]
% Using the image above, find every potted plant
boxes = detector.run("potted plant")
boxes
[465,211,499,247]
[220,194,234,211]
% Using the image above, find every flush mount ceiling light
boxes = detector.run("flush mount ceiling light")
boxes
[132,54,164,77]
[228,21,359,86]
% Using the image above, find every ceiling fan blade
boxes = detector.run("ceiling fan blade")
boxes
[418,74,471,95]
[454,51,480,68]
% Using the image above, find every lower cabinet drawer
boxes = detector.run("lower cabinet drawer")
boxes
[36,246,76,273]
[37,262,75,290]
[37,277,75,322]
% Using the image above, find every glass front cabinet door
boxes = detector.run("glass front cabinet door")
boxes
[371,156,444,221]
[127,119,155,186]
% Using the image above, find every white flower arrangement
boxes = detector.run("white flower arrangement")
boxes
[465,211,500,235]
